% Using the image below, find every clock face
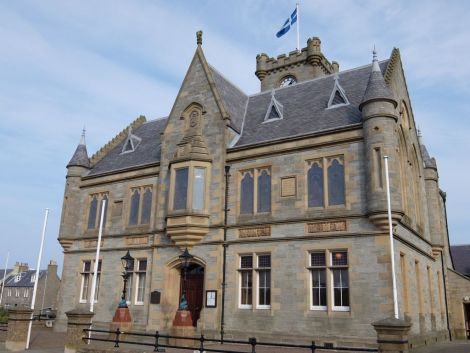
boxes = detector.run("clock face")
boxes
[280,75,297,87]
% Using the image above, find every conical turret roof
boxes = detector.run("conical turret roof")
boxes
[359,49,396,111]
[67,129,90,168]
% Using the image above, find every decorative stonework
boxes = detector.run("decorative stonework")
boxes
[125,236,148,246]
[239,226,271,238]
[83,239,104,248]
[307,220,347,233]
[281,176,296,197]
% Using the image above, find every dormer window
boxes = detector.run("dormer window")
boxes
[327,75,349,109]
[264,91,284,123]
[31,274,36,283]
[121,127,142,154]
[14,274,21,282]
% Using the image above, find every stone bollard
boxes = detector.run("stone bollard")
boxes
[372,317,412,353]
[64,308,94,353]
[5,307,33,351]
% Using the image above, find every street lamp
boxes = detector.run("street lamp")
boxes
[178,248,193,310]
[118,250,134,308]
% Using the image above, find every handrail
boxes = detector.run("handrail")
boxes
[83,327,379,352]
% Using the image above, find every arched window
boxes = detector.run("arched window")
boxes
[141,188,152,224]
[257,169,271,213]
[87,193,109,230]
[240,171,254,214]
[328,158,345,206]
[87,195,98,229]
[308,161,324,207]
[129,190,140,225]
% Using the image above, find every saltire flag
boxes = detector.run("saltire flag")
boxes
[276,7,298,38]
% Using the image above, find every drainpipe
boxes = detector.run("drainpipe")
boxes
[220,165,231,343]
[440,192,452,340]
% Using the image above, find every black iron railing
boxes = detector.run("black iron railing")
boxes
[83,328,378,353]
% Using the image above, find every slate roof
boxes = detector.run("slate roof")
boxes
[0,269,13,282]
[450,245,470,276]
[234,60,388,147]
[87,118,168,176]
[210,66,248,133]
[84,59,390,176]
[67,144,90,168]
[4,270,46,288]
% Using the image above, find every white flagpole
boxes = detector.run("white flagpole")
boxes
[296,3,300,52]
[0,251,9,305]
[90,199,106,313]
[384,156,399,319]
[26,208,49,350]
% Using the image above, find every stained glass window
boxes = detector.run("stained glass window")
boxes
[257,169,271,213]
[308,161,324,207]
[328,158,345,206]
[240,172,254,214]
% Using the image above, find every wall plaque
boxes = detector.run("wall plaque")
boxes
[125,236,148,245]
[239,226,271,238]
[281,176,297,197]
[307,220,347,233]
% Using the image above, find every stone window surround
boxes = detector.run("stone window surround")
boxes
[305,155,346,210]
[85,191,109,232]
[126,184,154,228]
[237,165,272,216]
[168,160,211,214]
[78,258,101,304]
[306,247,351,313]
[237,252,272,310]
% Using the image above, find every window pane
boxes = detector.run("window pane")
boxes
[87,196,98,229]
[328,158,345,205]
[258,270,271,306]
[342,288,350,306]
[83,261,91,272]
[258,254,271,268]
[332,251,348,266]
[240,172,254,214]
[81,274,89,301]
[129,190,140,225]
[137,273,146,302]
[192,168,205,210]
[257,169,271,213]
[241,271,252,305]
[308,162,324,207]
[174,168,189,210]
[311,252,326,266]
[138,259,147,271]
[334,288,341,306]
[126,273,133,301]
[141,189,152,224]
[241,255,253,269]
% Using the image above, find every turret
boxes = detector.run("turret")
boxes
[359,50,403,230]
[59,130,90,245]
[419,133,444,248]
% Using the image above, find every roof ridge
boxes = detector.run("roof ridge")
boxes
[247,59,388,98]
[90,115,147,166]
[142,116,168,124]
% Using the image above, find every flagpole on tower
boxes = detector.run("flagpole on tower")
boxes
[296,3,300,52]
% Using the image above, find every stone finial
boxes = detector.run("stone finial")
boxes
[196,30,203,46]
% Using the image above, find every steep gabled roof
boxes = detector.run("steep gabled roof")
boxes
[450,245,470,276]
[87,118,167,176]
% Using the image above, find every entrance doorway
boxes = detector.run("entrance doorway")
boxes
[465,303,470,339]
[180,264,204,327]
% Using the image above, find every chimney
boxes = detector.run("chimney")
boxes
[13,262,29,273]
[47,260,58,276]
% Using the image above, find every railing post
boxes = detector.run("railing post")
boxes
[5,307,33,352]
[372,317,412,353]
[199,333,204,353]
[114,328,121,348]
[249,337,257,353]
[64,307,94,353]
[153,330,160,352]
[311,340,316,353]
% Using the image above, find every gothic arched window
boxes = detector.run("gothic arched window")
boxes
[129,189,140,225]
[257,169,271,213]
[87,195,98,229]
[240,171,254,215]
[141,188,152,224]
[308,161,324,207]
[328,158,345,206]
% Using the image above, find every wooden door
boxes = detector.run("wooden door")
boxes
[180,265,204,327]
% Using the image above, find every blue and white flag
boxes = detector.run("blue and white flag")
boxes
[276,7,298,38]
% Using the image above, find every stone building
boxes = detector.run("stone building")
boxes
[1,261,60,314]
[55,33,460,347]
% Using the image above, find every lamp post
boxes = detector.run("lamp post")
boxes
[178,248,193,310]
[118,250,134,308]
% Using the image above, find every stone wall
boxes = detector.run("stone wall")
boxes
[447,269,470,339]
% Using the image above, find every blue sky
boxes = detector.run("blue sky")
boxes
[0,1,469,272]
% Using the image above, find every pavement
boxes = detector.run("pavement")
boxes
[0,330,469,353]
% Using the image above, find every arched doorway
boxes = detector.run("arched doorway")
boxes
[180,264,204,326]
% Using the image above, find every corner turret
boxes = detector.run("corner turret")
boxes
[67,129,90,170]
[360,49,403,230]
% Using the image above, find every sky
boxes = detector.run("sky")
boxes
[0,1,469,273]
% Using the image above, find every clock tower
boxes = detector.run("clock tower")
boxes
[255,37,339,92]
